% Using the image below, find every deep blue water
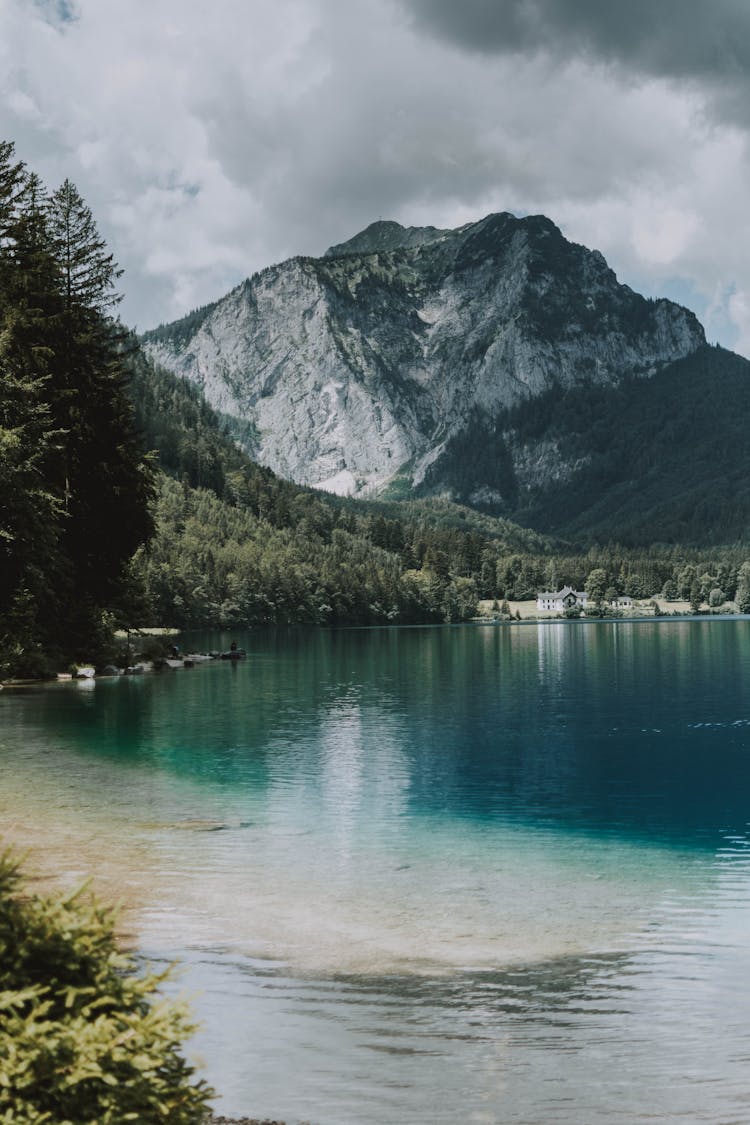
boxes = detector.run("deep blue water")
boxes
[2,619,750,1122]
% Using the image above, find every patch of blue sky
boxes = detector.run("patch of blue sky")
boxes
[164,171,201,199]
[628,273,738,351]
[34,0,76,27]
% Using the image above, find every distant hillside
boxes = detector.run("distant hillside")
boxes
[422,345,750,546]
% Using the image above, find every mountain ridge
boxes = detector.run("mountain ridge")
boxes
[324,217,454,257]
[142,210,706,518]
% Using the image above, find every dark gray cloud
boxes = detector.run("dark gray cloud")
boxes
[401,0,750,83]
[3,0,750,354]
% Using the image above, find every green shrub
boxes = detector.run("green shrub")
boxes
[0,849,213,1123]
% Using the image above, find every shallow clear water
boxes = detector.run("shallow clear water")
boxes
[2,620,750,1122]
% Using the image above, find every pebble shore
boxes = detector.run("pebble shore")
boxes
[208,1117,303,1124]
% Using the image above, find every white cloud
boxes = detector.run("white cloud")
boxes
[728,290,750,358]
[0,0,749,354]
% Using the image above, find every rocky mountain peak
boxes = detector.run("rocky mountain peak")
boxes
[325,218,453,258]
[142,212,706,500]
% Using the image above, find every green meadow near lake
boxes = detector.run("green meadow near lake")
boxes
[3,618,750,1123]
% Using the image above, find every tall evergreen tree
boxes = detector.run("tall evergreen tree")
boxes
[736,561,750,614]
[0,146,154,670]
[0,165,68,673]
[0,140,25,248]
[46,180,154,636]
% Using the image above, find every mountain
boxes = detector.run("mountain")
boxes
[141,212,750,544]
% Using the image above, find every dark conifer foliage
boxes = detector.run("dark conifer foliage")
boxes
[0,141,25,246]
[0,163,65,671]
[49,178,122,315]
[0,143,153,674]
[421,346,750,547]
[46,180,153,618]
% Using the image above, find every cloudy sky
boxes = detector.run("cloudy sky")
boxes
[2,0,750,354]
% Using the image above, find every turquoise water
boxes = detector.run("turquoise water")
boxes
[2,620,750,1122]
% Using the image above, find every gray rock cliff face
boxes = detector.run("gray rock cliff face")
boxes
[142,213,704,497]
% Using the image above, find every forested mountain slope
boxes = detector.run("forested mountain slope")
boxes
[426,345,750,546]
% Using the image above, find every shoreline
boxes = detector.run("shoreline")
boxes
[2,612,748,689]
[473,610,746,627]
[207,1118,294,1124]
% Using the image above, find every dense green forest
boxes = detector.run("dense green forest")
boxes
[424,345,750,546]
[0,142,153,676]
[2,139,750,678]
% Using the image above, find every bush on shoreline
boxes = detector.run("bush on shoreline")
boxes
[0,849,213,1123]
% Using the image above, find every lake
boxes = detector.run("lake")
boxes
[2,620,750,1123]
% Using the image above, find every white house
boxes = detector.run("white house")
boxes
[536,585,589,612]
